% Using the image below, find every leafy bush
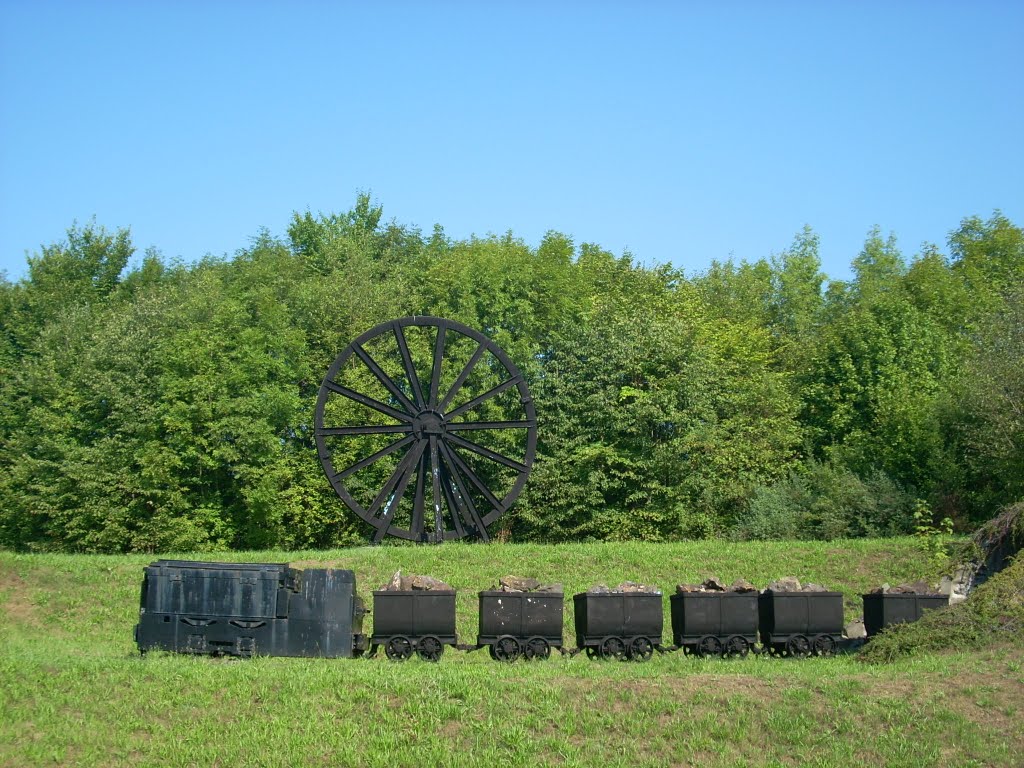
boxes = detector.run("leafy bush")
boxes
[732,461,916,541]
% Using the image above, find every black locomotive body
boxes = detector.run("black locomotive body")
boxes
[134,560,367,658]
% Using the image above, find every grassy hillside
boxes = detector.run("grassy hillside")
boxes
[2,538,1022,767]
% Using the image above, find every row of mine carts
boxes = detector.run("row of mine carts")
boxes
[135,561,948,661]
[375,587,851,662]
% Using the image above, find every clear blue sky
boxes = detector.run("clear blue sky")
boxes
[2,1,1021,283]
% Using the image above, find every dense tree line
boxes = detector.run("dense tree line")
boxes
[1,196,1021,552]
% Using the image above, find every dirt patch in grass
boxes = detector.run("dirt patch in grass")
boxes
[0,568,41,627]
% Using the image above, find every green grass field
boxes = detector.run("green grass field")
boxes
[2,539,1022,767]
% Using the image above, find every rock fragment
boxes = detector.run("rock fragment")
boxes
[379,571,452,591]
[588,581,661,595]
[495,575,562,593]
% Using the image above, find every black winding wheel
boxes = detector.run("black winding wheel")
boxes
[314,316,537,543]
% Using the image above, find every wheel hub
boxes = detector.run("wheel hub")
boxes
[412,409,447,438]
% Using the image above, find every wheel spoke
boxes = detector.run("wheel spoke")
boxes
[323,380,412,423]
[429,436,443,542]
[331,435,415,480]
[366,440,424,519]
[318,424,413,436]
[393,322,425,409]
[410,449,427,540]
[371,440,427,543]
[445,433,528,473]
[428,320,447,407]
[437,459,466,539]
[444,444,502,512]
[353,344,418,414]
[445,376,522,419]
[438,441,489,541]
[438,342,486,411]
[447,419,536,431]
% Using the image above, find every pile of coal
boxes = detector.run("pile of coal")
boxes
[495,576,563,593]
[869,580,941,595]
[763,576,829,593]
[380,570,452,591]
[676,577,757,593]
[587,581,661,595]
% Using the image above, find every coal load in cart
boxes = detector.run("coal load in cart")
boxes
[371,575,457,661]
[758,580,844,657]
[862,590,949,638]
[134,560,367,658]
[477,577,564,661]
[670,580,759,657]
[573,585,663,661]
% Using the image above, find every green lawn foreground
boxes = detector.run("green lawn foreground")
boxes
[1,538,1022,768]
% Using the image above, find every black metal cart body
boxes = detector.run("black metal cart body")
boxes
[758,590,844,657]
[670,591,759,657]
[862,593,948,638]
[573,591,664,661]
[476,590,564,661]
[370,589,458,661]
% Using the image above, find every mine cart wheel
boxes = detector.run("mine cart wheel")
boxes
[493,635,522,662]
[600,636,627,661]
[812,634,836,657]
[417,635,444,662]
[314,316,538,543]
[696,635,723,658]
[786,635,811,658]
[524,637,551,660]
[725,636,750,658]
[585,646,599,659]
[628,636,654,662]
[385,636,413,661]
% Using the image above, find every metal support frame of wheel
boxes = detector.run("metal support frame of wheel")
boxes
[385,636,413,661]
[629,636,654,662]
[725,635,750,658]
[417,635,444,662]
[315,316,537,543]
[812,634,836,657]
[786,634,811,658]
[492,635,521,662]
[524,637,551,661]
[696,635,723,658]
[600,636,627,661]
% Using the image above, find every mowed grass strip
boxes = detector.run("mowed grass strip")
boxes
[4,538,1021,767]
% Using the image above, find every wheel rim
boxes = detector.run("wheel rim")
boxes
[525,637,550,660]
[585,646,598,659]
[812,634,836,657]
[417,635,444,662]
[725,636,749,658]
[315,317,537,543]
[385,636,412,661]
[601,637,626,660]
[787,635,811,658]
[629,637,653,662]
[493,636,521,662]
[697,635,723,658]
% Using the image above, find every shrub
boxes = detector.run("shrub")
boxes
[733,461,915,541]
